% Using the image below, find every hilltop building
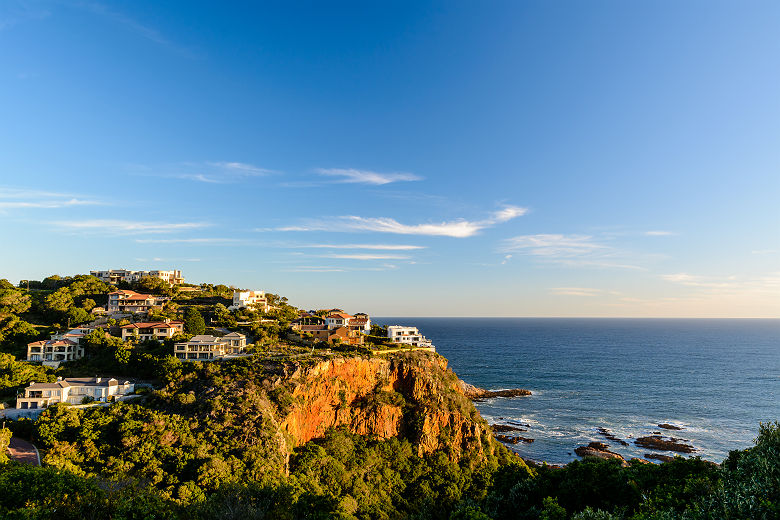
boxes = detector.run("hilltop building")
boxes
[106,290,169,314]
[174,332,248,361]
[120,320,184,341]
[90,269,184,285]
[228,290,269,312]
[386,326,435,350]
[16,377,135,409]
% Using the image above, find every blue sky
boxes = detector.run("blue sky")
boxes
[1,1,779,317]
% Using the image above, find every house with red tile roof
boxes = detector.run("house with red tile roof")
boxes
[107,290,169,314]
[120,320,184,341]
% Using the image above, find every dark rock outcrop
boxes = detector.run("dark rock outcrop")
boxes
[495,434,534,444]
[658,423,683,431]
[596,427,629,446]
[491,424,527,433]
[645,453,676,462]
[459,380,531,399]
[574,442,627,466]
[635,435,695,453]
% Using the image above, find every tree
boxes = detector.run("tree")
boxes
[0,279,31,317]
[66,307,91,326]
[81,298,96,311]
[134,276,174,296]
[0,428,10,464]
[184,307,206,335]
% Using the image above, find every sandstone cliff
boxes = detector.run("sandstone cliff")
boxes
[275,351,497,462]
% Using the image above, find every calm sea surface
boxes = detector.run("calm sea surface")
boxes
[375,318,780,465]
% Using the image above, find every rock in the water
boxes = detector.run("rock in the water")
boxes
[645,453,676,463]
[459,380,531,399]
[596,427,629,446]
[635,435,694,453]
[491,424,527,433]
[495,434,534,444]
[658,423,683,431]
[574,442,627,466]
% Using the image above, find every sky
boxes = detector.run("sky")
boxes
[1,1,779,317]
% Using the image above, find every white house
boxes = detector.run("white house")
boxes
[16,377,135,409]
[386,326,435,349]
[228,290,269,312]
[174,332,248,361]
[91,269,184,285]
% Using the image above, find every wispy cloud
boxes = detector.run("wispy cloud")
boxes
[501,234,605,257]
[500,233,644,270]
[645,230,677,236]
[660,273,739,289]
[315,168,422,185]
[281,264,400,273]
[55,219,209,234]
[272,205,528,238]
[0,187,103,210]
[318,253,410,260]
[297,243,425,250]
[551,287,605,297]
[135,237,256,245]
[130,161,275,184]
[75,2,195,57]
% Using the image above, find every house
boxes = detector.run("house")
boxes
[350,312,371,334]
[120,320,184,341]
[26,339,84,363]
[50,326,99,345]
[90,269,184,285]
[228,290,269,312]
[106,290,169,314]
[386,326,435,349]
[16,377,135,409]
[174,332,248,361]
[326,311,353,329]
[291,316,364,345]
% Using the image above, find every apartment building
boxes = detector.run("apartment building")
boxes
[16,377,135,409]
[228,290,269,312]
[90,269,184,285]
[174,332,248,361]
[386,326,435,349]
[106,290,169,313]
[120,320,184,341]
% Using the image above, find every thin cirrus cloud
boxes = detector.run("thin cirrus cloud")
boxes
[315,168,422,185]
[54,219,210,234]
[297,243,425,251]
[272,205,528,238]
[0,187,103,209]
[135,237,258,245]
[500,233,644,270]
[131,161,275,184]
[317,253,410,260]
[644,230,677,236]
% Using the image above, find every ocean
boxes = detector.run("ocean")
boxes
[375,318,780,465]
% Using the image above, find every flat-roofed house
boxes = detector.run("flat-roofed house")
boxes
[91,269,183,285]
[386,326,435,350]
[174,332,248,361]
[228,290,269,312]
[120,320,184,341]
[16,377,135,409]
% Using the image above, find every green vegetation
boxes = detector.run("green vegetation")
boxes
[1,273,778,518]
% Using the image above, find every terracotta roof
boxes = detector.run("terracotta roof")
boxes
[328,312,353,320]
[28,339,79,347]
[109,290,140,296]
[121,321,183,329]
[351,317,369,325]
[125,294,155,301]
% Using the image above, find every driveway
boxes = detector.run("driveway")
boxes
[7,437,40,466]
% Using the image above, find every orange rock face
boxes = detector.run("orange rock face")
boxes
[279,353,495,462]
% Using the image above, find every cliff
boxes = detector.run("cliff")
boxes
[276,351,498,462]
